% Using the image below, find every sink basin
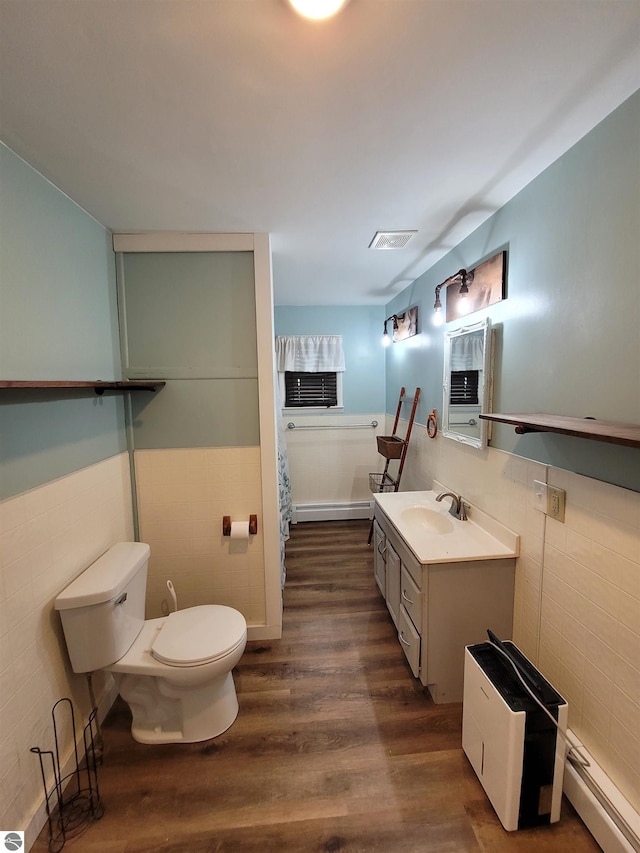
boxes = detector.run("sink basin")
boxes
[373,490,520,564]
[400,506,454,534]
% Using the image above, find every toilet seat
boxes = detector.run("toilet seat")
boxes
[151,605,246,667]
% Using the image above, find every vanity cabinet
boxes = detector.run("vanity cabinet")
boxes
[373,506,515,703]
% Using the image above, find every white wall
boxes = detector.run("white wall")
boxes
[283,413,386,519]
[135,448,266,625]
[0,454,134,847]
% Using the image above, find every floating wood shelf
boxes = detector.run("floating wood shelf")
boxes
[0,380,166,395]
[479,413,640,448]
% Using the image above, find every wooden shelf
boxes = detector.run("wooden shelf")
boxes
[479,413,640,448]
[0,380,166,395]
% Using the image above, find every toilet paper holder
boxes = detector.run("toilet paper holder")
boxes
[223,514,258,536]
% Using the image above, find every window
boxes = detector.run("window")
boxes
[284,371,338,408]
[450,370,479,405]
[276,335,345,411]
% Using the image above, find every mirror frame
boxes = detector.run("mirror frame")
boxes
[442,317,492,449]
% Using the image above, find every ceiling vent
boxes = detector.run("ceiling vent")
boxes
[368,230,417,250]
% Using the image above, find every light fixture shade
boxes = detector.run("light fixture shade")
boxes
[288,0,350,19]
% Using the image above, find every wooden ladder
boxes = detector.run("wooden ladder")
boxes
[368,386,421,543]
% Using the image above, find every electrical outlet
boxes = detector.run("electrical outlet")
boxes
[533,480,548,512]
[547,486,566,522]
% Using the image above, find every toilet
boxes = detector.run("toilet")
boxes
[54,542,247,744]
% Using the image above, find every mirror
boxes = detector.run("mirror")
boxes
[442,318,492,448]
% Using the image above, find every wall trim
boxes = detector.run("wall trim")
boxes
[247,624,283,640]
[112,232,254,252]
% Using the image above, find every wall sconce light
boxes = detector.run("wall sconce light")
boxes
[432,269,473,325]
[433,285,444,327]
[382,306,419,346]
[382,315,398,347]
[458,273,470,309]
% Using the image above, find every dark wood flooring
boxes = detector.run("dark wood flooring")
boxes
[33,520,600,852]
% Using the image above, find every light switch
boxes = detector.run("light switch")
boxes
[533,480,548,512]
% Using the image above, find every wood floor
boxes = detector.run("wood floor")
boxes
[34,520,600,852]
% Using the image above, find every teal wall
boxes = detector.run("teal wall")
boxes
[120,251,260,448]
[274,305,386,414]
[0,145,126,499]
[2,89,637,496]
[384,91,640,491]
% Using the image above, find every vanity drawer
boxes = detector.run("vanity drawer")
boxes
[398,605,420,678]
[400,566,422,634]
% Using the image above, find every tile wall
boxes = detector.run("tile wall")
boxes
[0,453,134,843]
[401,418,640,812]
[134,447,266,626]
[282,413,385,511]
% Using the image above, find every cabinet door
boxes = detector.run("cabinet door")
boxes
[385,542,401,628]
[372,520,386,596]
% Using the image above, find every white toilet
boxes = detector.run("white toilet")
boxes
[55,542,247,744]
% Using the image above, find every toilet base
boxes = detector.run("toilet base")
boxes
[115,670,240,744]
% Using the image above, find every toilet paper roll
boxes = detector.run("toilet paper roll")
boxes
[230,520,250,540]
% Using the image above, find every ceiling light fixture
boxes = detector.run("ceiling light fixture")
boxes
[432,269,473,326]
[288,0,350,20]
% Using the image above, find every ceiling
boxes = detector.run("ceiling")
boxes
[1,1,639,306]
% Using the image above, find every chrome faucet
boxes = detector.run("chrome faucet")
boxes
[436,491,468,521]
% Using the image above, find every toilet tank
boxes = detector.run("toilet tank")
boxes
[55,542,151,673]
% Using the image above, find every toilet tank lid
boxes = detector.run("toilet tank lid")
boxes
[55,542,151,610]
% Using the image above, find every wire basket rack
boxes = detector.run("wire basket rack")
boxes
[369,472,397,493]
[31,698,104,852]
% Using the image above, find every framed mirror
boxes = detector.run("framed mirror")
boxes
[442,318,492,449]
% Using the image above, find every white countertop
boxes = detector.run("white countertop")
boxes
[373,490,519,565]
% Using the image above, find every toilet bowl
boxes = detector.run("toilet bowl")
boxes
[55,543,247,744]
[107,605,247,743]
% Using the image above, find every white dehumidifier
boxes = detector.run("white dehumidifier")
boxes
[462,632,568,831]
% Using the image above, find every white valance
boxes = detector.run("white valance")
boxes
[276,335,345,372]
[451,333,484,371]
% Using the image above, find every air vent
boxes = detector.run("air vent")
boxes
[369,230,417,250]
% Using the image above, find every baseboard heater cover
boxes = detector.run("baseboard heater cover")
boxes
[292,501,372,523]
[564,739,640,853]
[462,641,567,832]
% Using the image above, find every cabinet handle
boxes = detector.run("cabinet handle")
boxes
[377,542,387,558]
[401,589,414,605]
[399,631,411,646]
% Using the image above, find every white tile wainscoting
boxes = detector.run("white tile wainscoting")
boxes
[398,414,640,834]
[0,453,134,846]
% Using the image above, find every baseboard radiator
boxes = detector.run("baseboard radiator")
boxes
[292,501,372,523]
[564,731,640,853]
